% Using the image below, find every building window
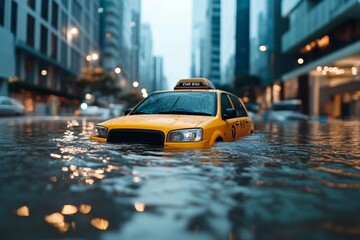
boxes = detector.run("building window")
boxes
[51,33,58,60]
[0,0,5,26]
[62,0,68,9]
[72,0,82,24]
[27,15,35,47]
[61,11,68,38]
[61,41,67,65]
[28,0,36,10]
[11,1,18,36]
[41,0,49,20]
[52,1,59,29]
[40,25,48,54]
[25,57,35,84]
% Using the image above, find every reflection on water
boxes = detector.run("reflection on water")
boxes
[0,117,360,239]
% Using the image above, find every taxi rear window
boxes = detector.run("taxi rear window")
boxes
[131,91,217,116]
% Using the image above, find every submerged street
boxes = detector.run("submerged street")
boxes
[0,116,359,240]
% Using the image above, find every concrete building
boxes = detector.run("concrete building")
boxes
[99,0,141,90]
[281,0,360,118]
[0,0,100,115]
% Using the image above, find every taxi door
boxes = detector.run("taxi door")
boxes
[220,93,241,141]
[228,94,253,137]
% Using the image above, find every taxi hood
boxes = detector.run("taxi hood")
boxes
[99,114,214,131]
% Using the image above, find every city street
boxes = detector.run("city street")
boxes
[0,116,359,239]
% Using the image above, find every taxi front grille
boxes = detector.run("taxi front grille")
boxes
[107,129,165,145]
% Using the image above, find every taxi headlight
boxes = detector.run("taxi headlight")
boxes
[92,126,108,138]
[167,128,202,142]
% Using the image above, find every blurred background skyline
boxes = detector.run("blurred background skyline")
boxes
[0,0,359,119]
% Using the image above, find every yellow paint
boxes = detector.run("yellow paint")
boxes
[90,79,254,149]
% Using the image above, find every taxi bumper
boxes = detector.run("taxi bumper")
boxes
[90,135,209,149]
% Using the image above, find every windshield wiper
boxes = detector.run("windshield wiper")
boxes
[158,110,212,116]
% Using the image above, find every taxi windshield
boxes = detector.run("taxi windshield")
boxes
[131,91,217,116]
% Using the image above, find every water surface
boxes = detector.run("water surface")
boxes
[0,117,359,240]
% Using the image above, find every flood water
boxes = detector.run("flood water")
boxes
[0,116,360,240]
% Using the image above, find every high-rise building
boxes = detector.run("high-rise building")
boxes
[153,56,166,91]
[0,0,100,115]
[234,0,250,78]
[191,0,207,79]
[220,0,236,86]
[139,23,154,93]
[99,0,141,90]
[192,0,251,88]
[281,0,360,118]
[206,0,222,86]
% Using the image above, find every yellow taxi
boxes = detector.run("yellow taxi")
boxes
[90,78,254,149]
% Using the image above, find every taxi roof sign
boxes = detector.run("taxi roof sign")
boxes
[174,78,215,90]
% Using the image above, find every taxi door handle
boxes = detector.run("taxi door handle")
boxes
[236,121,240,126]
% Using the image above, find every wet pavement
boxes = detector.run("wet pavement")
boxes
[0,116,360,240]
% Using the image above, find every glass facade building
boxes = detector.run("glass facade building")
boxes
[1,0,100,115]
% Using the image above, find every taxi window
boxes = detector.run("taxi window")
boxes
[229,95,248,117]
[221,93,233,115]
[131,91,217,116]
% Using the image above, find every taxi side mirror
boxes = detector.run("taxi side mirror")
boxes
[124,108,133,115]
[223,108,236,120]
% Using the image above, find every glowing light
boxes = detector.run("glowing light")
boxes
[62,167,69,172]
[85,179,94,185]
[91,53,99,61]
[316,66,322,72]
[80,103,88,110]
[45,212,64,225]
[85,93,93,100]
[297,58,304,64]
[61,205,78,215]
[105,32,112,38]
[352,67,358,76]
[86,55,92,61]
[16,206,30,217]
[90,218,109,230]
[115,67,121,74]
[79,204,92,214]
[133,177,141,183]
[141,88,147,94]
[133,81,139,88]
[41,70,47,76]
[142,92,148,98]
[50,153,62,159]
[134,202,145,212]
[98,7,104,13]
[259,45,268,52]
[70,27,79,36]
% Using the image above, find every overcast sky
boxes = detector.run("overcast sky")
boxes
[141,0,193,89]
